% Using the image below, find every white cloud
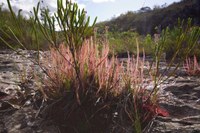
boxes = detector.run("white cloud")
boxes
[0,0,38,11]
[92,0,115,3]
[0,0,86,16]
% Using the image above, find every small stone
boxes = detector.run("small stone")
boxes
[14,124,21,129]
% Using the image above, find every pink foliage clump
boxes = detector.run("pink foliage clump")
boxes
[39,39,169,129]
[42,39,146,99]
[184,55,200,76]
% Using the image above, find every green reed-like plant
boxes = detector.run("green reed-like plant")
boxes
[33,0,97,103]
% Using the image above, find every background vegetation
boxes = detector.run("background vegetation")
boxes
[95,0,200,57]
[0,4,48,50]
[96,0,199,35]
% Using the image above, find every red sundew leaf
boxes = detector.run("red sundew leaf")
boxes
[156,107,169,117]
[142,103,169,117]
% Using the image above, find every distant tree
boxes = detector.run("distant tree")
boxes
[139,6,151,12]
[153,5,161,10]
[161,3,167,8]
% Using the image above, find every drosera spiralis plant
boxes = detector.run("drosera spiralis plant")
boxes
[42,38,144,99]
[40,35,169,132]
[184,55,200,76]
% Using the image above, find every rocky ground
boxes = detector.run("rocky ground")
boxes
[0,50,200,133]
[0,50,58,133]
[150,76,200,133]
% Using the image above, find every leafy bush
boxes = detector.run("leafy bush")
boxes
[96,31,154,57]
[161,18,200,60]
[108,31,139,55]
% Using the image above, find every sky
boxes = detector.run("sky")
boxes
[0,0,181,22]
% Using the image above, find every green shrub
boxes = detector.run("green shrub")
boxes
[96,31,154,56]
[160,18,200,60]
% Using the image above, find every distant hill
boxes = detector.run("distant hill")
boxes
[96,0,200,35]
